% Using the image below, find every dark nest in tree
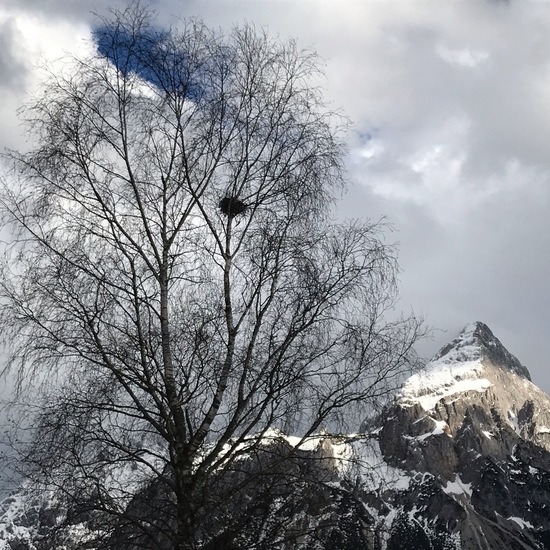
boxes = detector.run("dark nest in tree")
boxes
[219,196,248,218]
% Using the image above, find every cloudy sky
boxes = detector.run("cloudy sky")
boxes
[1,0,550,393]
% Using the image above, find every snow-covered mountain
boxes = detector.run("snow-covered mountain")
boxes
[1,322,550,549]
[371,321,550,549]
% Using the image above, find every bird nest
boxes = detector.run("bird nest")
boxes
[219,196,248,218]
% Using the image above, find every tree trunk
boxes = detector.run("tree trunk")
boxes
[174,473,199,550]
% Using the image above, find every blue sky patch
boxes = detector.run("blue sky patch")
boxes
[92,23,202,99]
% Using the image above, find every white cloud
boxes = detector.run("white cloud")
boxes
[0,7,92,150]
[436,44,490,68]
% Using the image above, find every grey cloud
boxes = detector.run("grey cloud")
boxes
[1,0,126,22]
[3,0,550,396]
[0,19,26,91]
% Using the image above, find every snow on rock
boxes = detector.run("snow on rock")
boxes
[508,516,535,530]
[397,322,500,411]
[354,437,412,492]
[217,428,356,474]
[404,418,450,441]
[442,475,472,497]
[282,431,355,473]
[399,360,491,411]
[0,491,36,549]
[432,322,484,364]
[508,409,520,434]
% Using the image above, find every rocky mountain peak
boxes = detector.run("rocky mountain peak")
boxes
[372,322,550,549]
[433,321,531,380]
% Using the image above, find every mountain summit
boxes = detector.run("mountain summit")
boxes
[433,321,531,380]
[398,321,538,417]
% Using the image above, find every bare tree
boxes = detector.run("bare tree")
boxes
[0,4,422,549]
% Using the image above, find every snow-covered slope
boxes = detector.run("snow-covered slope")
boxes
[396,321,550,453]
[399,322,494,411]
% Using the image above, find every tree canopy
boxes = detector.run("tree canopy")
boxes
[0,4,423,549]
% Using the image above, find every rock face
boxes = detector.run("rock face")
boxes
[371,321,550,549]
[1,322,550,549]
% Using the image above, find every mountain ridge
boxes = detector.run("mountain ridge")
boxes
[1,322,550,549]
